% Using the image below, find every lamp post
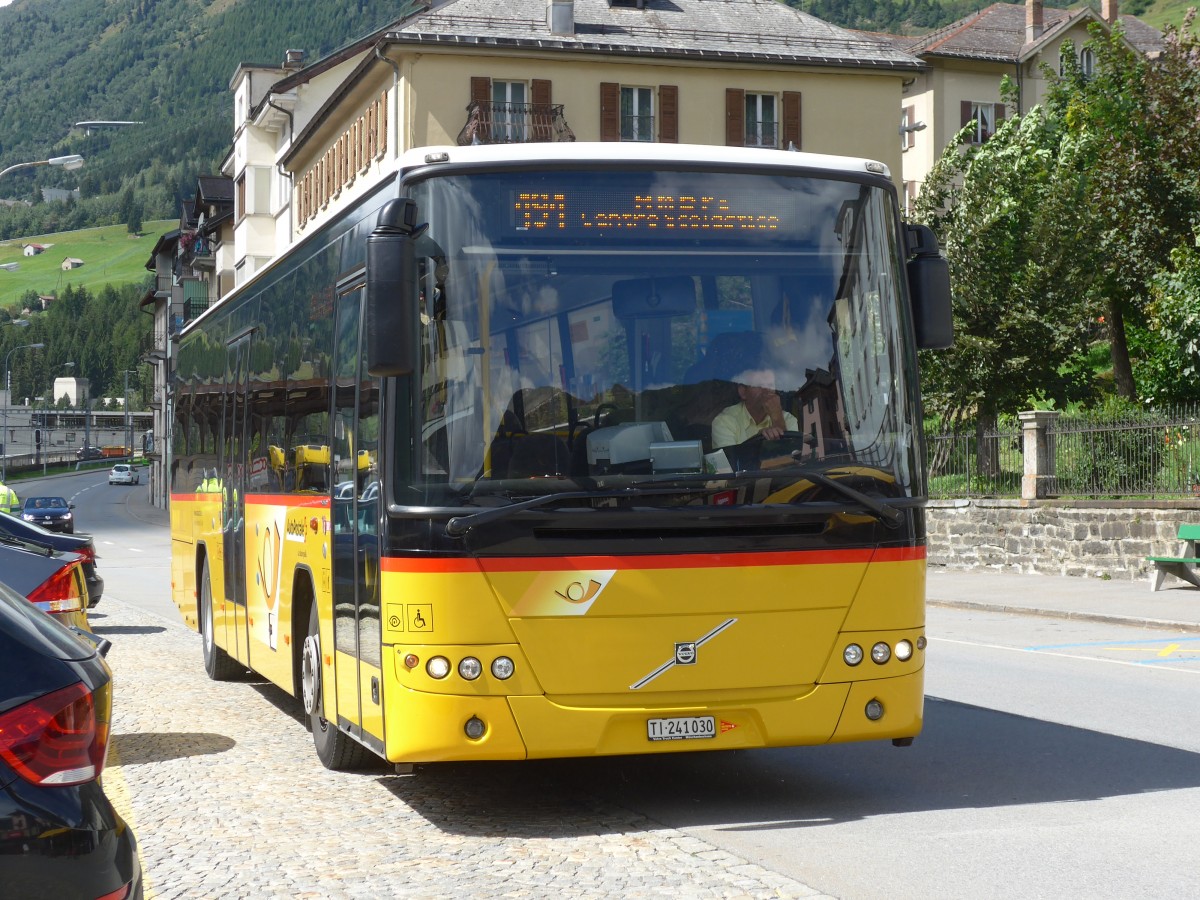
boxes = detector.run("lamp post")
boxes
[2,342,44,481]
[0,154,85,181]
[123,369,135,458]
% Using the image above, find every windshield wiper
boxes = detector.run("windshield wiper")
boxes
[629,465,905,529]
[791,466,904,529]
[445,487,700,536]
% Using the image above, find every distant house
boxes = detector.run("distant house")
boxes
[22,243,48,256]
[37,295,55,310]
[61,257,84,270]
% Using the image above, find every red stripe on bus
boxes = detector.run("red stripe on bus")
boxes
[380,545,924,574]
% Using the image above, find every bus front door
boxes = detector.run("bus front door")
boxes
[330,284,384,755]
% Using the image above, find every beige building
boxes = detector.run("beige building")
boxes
[226,0,924,276]
[887,0,1162,205]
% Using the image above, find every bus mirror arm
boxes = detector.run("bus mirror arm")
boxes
[366,199,423,376]
[904,223,954,350]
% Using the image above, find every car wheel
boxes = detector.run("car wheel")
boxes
[200,560,244,681]
[303,604,374,770]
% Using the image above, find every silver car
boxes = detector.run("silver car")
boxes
[108,464,139,486]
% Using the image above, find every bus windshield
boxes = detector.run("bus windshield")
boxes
[401,165,920,508]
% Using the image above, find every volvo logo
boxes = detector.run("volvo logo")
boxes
[630,619,738,690]
[675,642,697,665]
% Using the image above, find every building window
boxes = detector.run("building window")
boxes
[901,105,917,151]
[235,174,246,222]
[620,87,654,142]
[961,101,1003,144]
[492,80,528,142]
[1080,48,1096,78]
[744,93,777,148]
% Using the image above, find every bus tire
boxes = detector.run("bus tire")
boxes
[200,560,243,681]
[303,604,373,771]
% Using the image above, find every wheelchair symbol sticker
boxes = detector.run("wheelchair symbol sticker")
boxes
[408,604,433,632]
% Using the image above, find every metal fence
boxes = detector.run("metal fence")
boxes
[926,405,1200,499]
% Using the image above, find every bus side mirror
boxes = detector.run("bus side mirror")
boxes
[366,199,422,376]
[905,223,954,350]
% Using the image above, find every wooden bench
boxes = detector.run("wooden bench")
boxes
[1146,524,1200,591]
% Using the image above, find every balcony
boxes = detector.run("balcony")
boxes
[457,102,575,146]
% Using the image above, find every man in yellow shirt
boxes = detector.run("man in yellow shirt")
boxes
[711,368,798,449]
[0,481,19,515]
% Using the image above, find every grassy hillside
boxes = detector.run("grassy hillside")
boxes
[0,220,173,306]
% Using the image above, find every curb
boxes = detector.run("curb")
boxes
[927,597,1200,634]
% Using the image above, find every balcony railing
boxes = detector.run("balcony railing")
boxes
[457,102,575,146]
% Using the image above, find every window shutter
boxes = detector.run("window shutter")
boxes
[961,100,973,128]
[470,76,491,143]
[470,76,491,105]
[782,91,801,150]
[532,79,553,141]
[903,105,916,150]
[600,82,620,141]
[726,89,744,147]
[659,85,678,143]
[994,102,1006,129]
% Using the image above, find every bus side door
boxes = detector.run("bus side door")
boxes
[221,332,251,664]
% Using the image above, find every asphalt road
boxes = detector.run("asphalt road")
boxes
[35,470,1200,899]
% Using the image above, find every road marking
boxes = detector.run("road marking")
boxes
[933,636,1200,674]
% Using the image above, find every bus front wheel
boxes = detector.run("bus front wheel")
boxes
[303,605,373,771]
[200,560,243,681]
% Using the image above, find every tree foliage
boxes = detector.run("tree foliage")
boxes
[913,93,1095,432]
[916,14,1200,423]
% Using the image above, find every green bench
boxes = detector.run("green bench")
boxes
[1146,523,1200,591]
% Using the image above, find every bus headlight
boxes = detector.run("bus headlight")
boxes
[426,656,451,679]
[871,642,892,664]
[458,657,482,680]
[843,644,864,666]
[491,656,515,680]
[895,640,914,661]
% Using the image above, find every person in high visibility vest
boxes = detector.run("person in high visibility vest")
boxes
[0,481,18,515]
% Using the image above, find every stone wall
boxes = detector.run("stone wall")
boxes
[926,499,1200,580]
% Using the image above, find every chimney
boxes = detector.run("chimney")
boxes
[1101,0,1119,24]
[1026,0,1043,42]
[283,49,306,70]
[548,0,574,36]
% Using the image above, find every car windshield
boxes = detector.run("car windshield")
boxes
[392,165,922,510]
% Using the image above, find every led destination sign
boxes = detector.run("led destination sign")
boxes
[513,190,785,234]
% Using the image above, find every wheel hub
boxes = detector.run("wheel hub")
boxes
[301,633,321,716]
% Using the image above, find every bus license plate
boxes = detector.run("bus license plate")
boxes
[647,715,716,742]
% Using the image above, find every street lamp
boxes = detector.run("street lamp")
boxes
[0,154,85,181]
[40,361,75,474]
[2,342,44,481]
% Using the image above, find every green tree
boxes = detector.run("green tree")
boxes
[1044,21,1200,400]
[913,93,1094,452]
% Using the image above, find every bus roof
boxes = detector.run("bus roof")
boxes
[397,142,890,180]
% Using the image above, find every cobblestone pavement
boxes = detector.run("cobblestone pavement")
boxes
[95,598,831,899]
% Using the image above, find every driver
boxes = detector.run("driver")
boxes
[711,367,798,449]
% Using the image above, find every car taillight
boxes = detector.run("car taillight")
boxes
[0,681,109,785]
[26,563,85,615]
[74,544,97,564]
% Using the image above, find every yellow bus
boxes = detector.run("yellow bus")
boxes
[169,142,952,770]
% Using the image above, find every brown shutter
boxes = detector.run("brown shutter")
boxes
[600,82,620,141]
[994,102,1006,128]
[726,89,744,147]
[961,100,973,128]
[659,85,678,143]
[471,76,491,105]
[532,79,553,141]
[782,91,801,150]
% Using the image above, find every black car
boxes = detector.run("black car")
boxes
[0,512,103,607]
[20,496,75,534]
[0,534,92,631]
[0,580,142,900]
[76,446,105,461]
